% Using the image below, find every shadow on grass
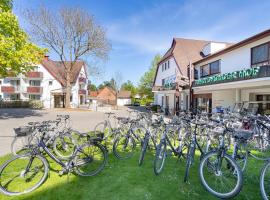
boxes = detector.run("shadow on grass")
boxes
[0,149,265,200]
[0,108,46,120]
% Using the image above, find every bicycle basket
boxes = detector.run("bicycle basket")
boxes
[234,129,253,140]
[14,126,33,137]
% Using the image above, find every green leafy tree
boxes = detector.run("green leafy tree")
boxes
[87,83,97,91]
[0,0,45,77]
[121,80,137,96]
[97,79,115,90]
[138,54,162,103]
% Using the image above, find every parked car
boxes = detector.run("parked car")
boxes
[133,102,140,106]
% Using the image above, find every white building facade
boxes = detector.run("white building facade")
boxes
[192,29,270,114]
[0,57,88,109]
[152,38,230,114]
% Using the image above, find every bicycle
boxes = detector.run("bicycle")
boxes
[153,118,189,175]
[199,118,243,199]
[0,125,107,196]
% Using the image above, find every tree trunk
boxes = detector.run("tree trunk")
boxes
[65,72,71,108]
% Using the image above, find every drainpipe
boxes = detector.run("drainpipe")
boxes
[189,61,192,111]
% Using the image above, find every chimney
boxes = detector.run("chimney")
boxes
[44,55,49,61]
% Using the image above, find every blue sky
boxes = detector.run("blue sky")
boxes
[13,0,270,86]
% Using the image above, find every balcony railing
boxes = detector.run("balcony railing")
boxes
[1,86,15,93]
[25,72,43,78]
[78,89,86,95]
[27,86,43,94]
[152,83,176,91]
[79,77,86,84]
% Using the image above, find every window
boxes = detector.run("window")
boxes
[200,60,220,77]
[29,80,41,86]
[49,81,53,86]
[200,65,209,77]
[194,68,199,79]
[79,84,84,90]
[29,95,41,100]
[167,60,170,69]
[165,62,167,70]
[209,60,220,75]
[162,79,165,86]
[251,43,270,66]
[162,65,164,71]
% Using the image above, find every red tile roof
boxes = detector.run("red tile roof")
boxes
[153,38,232,84]
[41,58,86,86]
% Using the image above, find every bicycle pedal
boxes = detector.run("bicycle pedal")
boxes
[59,171,64,176]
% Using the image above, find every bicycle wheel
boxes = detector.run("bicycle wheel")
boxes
[74,142,107,176]
[0,154,48,196]
[153,142,166,175]
[94,122,108,138]
[138,136,149,166]
[260,161,270,200]
[233,141,248,172]
[53,133,76,160]
[184,144,195,183]
[11,137,32,156]
[113,135,136,159]
[199,151,243,199]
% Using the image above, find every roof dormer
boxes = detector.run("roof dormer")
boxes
[202,42,228,56]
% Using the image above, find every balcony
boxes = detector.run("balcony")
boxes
[152,83,177,91]
[27,86,43,94]
[1,86,15,93]
[78,77,86,84]
[25,72,43,79]
[78,89,86,95]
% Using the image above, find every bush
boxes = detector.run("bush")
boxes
[0,100,43,109]
[29,100,43,109]
[151,104,161,112]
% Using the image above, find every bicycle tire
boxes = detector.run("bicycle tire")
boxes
[199,151,243,199]
[0,154,48,196]
[112,135,136,159]
[153,142,166,175]
[184,144,195,183]
[74,142,107,176]
[53,132,77,160]
[260,161,270,200]
[138,136,149,166]
[11,137,31,156]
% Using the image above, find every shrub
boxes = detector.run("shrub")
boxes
[29,100,43,109]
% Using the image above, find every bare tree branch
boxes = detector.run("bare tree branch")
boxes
[24,6,111,108]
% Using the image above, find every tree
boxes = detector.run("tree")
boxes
[97,80,115,90]
[0,0,45,77]
[25,7,111,108]
[113,71,123,107]
[138,54,162,101]
[87,83,97,91]
[121,80,137,96]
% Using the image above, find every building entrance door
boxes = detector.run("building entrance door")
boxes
[54,95,65,108]
[80,95,84,105]
[175,95,180,114]
[193,93,212,113]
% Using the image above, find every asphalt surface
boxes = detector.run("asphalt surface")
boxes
[0,107,146,156]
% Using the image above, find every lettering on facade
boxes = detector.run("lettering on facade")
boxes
[194,67,260,86]
[163,75,176,89]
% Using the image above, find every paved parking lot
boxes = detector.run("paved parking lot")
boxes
[0,107,139,156]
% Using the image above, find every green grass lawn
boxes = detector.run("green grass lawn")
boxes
[0,149,265,200]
